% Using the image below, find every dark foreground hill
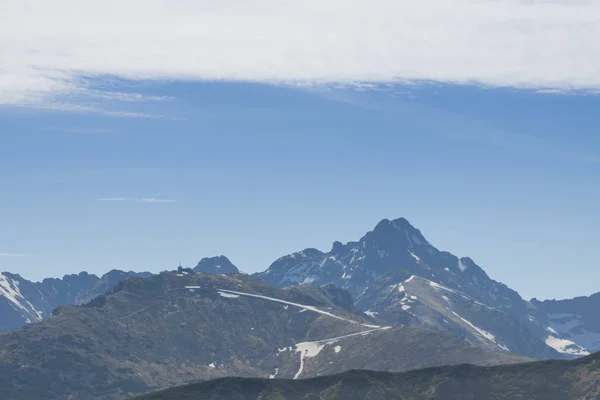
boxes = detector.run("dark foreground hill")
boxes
[130,353,600,400]
[0,273,525,400]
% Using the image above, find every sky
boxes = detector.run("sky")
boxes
[1,0,599,301]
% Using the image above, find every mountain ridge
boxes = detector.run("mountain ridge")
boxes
[0,271,527,400]
[127,351,600,400]
[2,217,598,358]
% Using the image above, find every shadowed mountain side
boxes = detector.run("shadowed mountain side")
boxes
[129,352,600,400]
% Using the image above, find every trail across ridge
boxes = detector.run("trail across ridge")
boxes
[216,288,392,379]
[216,288,381,328]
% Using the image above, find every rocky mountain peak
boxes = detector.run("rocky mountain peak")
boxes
[254,216,588,360]
[331,240,344,253]
[194,255,239,274]
[368,217,428,251]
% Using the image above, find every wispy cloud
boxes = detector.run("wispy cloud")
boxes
[140,198,176,204]
[1,0,599,107]
[43,127,115,135]
[0,253,27,257]
[97,197,176,203]
[18,102,170,119]
[76,90,173,102]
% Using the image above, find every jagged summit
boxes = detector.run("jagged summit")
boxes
[255,216,438,294]
[194,255,240,274]
[255,216,593,360]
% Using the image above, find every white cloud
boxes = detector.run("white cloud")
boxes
[0,253,27,257]
[71,90,173,103]
[1,0,599,106]
[140,198,176,204]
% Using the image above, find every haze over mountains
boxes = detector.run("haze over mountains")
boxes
[1,217,599,399]
[0,270,151,331]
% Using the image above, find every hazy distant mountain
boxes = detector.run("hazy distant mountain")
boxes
[532,293,600,354]
[128,352,600,400]
[0,271,98,331]
[0,272,526,400]
[74,270,153,305]
[194,255,240,274]
[255,217,594,359]
[0,257,241,332]
[0,270,148,331]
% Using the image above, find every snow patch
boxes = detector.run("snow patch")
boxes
[0,274,42,321]
[217,288,381,328]
[429,280,456,293]
[269,368,279,379]
[218,291,240,299]
[546,326,558,335]
[545,336,590,356]
[300,276,316,285]
[547,314,600,352]
[450,310,497,344]
[404,275,416,283]
[292,327,390,379]
[408,250,420,262]
[401,305,411,311]
[498,344,511,352]
[208,363,216,369]
[334,345,342,353]
[364,310,378,318]
[294,341,325,379]
[458,259,468,272]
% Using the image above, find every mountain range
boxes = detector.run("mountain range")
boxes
[3,219,599,359]
[1,217,599,399]
[254,218,599,359]
[0,270,150,331]
[0,272,526,400]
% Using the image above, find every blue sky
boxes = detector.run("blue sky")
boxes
[1,80,599,300]
[1,0,599,301]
